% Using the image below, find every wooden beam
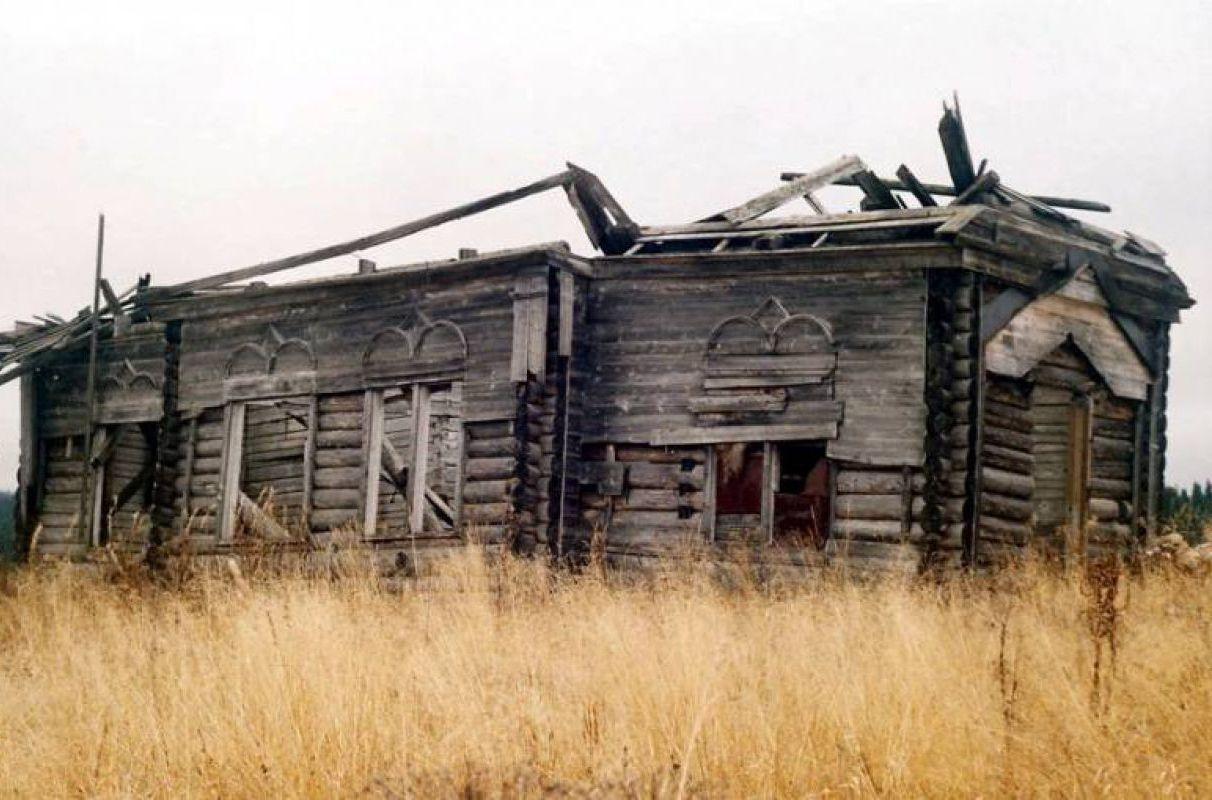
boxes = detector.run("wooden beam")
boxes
[950,170,1000,206]
[408,385,431,535]
[707,155,866,225]
[166,170,573,293]
[778,171,1111,213]
[218,402,246,542]
[853,170,901,211]
[77,214,105,547]
[939,101,977,193]
[237,491,292,540]
[895,165,938,207]
[361,389,384,537]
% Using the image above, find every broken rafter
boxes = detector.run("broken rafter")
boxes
[167,170,576,293]
[950,170,1000,205]
[704,154,866,225]
[938,97,977,193]
[776,171,1111,212]
[164,166,638,293]
[852,170,901,211]
[894,165,938,208]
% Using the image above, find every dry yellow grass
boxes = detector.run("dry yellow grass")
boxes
[0,549,1210,798]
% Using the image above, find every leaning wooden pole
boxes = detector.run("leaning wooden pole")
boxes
[76,213,105,547]
[167,170,573,294]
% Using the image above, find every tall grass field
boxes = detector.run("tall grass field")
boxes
[0,547,1209,798]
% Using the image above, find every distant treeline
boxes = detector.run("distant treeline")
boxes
[1161,482,1212,540]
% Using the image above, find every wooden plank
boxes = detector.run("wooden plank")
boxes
[652,421,838,446]
[217,402,246,542]
[361,389,384,536]
[853,170,900,211]
[938,101,976,193]
[688,391,788,414]
[557,271,575,357]
[760,442,776,544]
[301,395,317,527]
[409,385,431,534]
[894,165,938,207]
[166,170,573,293]
[710,155,866,225]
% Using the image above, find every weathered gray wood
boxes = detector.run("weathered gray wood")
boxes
[361,389,384,536]
[217,402,245,542]
[167,170,572,293]
[710,155,865,225]
[408,385,431,534]
[652,421,838,446]
[779,171,1111,212]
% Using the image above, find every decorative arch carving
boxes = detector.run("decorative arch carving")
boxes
[362,318,468,385]
[97,359,163,424]
[362,326,413,367]
[692,297,839,419]
[222,327,317,401]
[415,320,469,362]
[268,338,316,374]
[226,343,270,377]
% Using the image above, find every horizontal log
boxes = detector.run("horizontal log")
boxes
[311,488,362,510]
[315,450,364,468]
[834,493,923,521]
[982,492,1033,522]
[1090,477,1132,500]
[1089,497,1124,522]
[317,429,363,448]
[465,436,517,458]
[981,467,1032,499]
[462,479,514,504]
[462,502,513,523]
[615,445,706,464]
[319,411,365,431]
[312,466,363,489]
[836,470,922,495]
[308,509,359,531]
[831,519,925,543]
[626,461,706,490]
[983,445,1033,475]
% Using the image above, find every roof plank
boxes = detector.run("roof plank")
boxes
[706,154,866,225]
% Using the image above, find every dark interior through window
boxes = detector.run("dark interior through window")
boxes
[773,442,830,548]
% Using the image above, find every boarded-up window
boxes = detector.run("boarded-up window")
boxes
[310,392,364,533]
[366,382,462,540]
[36,434,87,544]
[101,424,156,546]
[238,399,311,533]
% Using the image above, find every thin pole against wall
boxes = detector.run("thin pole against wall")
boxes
[78,214,106,547]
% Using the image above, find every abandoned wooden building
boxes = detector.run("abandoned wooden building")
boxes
[1,103,1194,570]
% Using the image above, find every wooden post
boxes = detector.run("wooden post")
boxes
[1130,401,1145,545]
[301,395,318,531]
[962,274,984,567]
[409,385,432,535]
[761,442,778,544]
[16,373,39,555]
[77,213,105,546]
[703,446,717,542]
[181,416,198,521]
[361,389,384,537]
[217,402,246,541]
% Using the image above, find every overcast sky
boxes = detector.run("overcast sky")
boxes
[1,0,1209,488]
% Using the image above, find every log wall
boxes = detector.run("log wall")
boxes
[583,265,928,466]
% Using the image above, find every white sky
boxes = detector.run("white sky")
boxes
[1,0,1209,488]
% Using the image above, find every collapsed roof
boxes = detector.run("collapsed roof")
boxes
[0,97,1192,386]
